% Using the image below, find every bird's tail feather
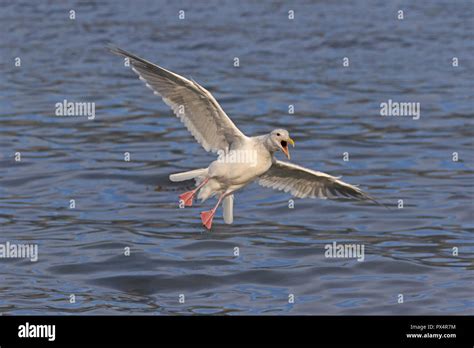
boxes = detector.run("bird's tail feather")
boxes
[223,194,234,224]
[169,168,207,182]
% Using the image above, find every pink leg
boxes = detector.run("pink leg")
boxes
[179,178,209,207]
[200,193,227,230]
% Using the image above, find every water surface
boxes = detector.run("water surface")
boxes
[0,0,473,315]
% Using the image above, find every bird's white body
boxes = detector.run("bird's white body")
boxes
[111,46,375,229]
[198,136,273,201]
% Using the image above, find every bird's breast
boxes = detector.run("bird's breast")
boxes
[208,146,272,186]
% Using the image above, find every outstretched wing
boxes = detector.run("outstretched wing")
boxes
[110,46,247,153]
[258,160,373,201]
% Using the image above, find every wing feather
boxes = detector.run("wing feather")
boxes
[110,46,247,153]
[258,160,373,201]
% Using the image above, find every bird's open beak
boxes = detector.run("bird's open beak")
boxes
[281,137,295,160]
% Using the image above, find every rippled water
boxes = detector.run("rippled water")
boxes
[0,0,473,315]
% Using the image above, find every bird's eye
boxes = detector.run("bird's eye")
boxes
[276,133,280,136]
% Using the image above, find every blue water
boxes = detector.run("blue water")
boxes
[0,0,473,314]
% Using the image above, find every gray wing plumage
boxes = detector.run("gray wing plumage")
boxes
[258,160,373,201]
[110,46,247,153]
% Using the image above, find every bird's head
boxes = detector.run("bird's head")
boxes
[268,129,295,160]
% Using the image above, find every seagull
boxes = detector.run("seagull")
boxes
[110,46,377,229]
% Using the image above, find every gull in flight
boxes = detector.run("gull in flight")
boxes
[110,47,377,229]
